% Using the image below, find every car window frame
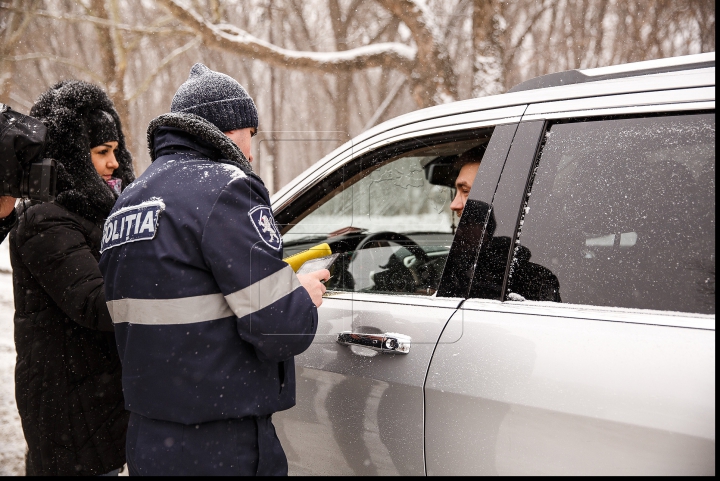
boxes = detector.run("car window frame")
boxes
[274,123,524,299]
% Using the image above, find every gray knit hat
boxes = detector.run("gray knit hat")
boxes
[170,63,258,132]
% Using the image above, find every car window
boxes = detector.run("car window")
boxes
[507,113,715,314]
[282,132,492,296]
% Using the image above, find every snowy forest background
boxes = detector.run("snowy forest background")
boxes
[1,0,715,193]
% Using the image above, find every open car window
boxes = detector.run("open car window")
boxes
[282,132,492,296]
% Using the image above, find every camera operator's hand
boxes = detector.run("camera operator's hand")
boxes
[297,269,331,307]
[0,196,16,218]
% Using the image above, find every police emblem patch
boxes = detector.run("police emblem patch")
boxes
[100,200,165,253]
[249,205,282,250]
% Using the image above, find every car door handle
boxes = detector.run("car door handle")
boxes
[337,331,411,354]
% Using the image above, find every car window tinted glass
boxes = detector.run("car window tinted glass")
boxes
[509,113,715,314]
[283,136,491,296]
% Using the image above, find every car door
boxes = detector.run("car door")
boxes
[425,91,715,475]
[271,108,524,475]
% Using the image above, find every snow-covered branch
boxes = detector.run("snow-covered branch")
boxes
[157,0,417,75]
[374,0,457,105]
[0,3,194,35]
[3,52,105,83]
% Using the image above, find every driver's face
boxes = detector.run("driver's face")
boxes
[450,162,480,217]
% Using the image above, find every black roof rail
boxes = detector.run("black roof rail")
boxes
[507,54,715,93]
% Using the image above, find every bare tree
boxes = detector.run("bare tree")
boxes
[155,0,456,108]
[499,0,714,89]
[0,0,40,105]
[472,0,504,97]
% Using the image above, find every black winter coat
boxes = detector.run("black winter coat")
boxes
[0,209,16,243]
[8,80,134,476]
[11,203,128,475]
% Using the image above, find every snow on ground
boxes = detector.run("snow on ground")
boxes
[0,238,26,476]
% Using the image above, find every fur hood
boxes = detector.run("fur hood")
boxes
[30,80,135,224]
[147,112,254,175]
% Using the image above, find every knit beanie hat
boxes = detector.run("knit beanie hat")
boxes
[87,109,119,148]
[170,63,258,132]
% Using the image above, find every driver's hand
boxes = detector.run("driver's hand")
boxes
[0,196,16,218]
[297,269,331,307]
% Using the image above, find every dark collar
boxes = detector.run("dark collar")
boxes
[153,126,222,160]
[147,112,254,175]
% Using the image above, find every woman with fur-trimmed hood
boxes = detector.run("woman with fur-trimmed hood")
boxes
[9,80,134,476]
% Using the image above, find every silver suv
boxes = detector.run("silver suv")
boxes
[271,53,715,475]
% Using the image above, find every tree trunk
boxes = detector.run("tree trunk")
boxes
[0,0,38,106]
[376,0,457,107]
[472,0,504,97]
[88,0,133,168]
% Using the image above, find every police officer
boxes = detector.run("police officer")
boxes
[99,64,329,476]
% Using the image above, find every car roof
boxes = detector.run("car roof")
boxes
[272,52,715,205]
[507,52,715,92]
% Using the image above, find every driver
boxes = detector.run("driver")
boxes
[446,147,562,303]
[449,149,482,217]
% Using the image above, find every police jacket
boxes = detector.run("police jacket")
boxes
[99,113,318,425]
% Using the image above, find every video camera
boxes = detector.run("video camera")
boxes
[0,103,57,202]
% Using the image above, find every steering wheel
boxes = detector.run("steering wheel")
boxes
[353,231,434,292]
[354,231,430,264]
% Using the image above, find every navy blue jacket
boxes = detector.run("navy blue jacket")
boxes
[99,118,317,425]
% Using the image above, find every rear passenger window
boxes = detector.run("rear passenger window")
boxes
[510,113,715,314]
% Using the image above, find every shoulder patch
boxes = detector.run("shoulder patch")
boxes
[248,205,282,251]
[101,200,165,253]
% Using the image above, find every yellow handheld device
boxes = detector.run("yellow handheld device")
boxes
[283,243,333,272]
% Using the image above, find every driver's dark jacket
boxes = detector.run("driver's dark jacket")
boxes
[99,127,318,425]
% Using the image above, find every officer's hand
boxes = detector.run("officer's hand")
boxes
[297,269,330,307]
[0,196,16,218]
